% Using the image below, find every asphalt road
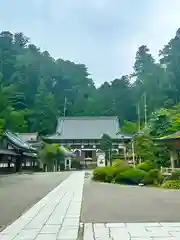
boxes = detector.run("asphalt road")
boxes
[81,179,180,223]
[0,172,70,228]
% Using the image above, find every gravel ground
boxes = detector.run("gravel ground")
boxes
[81,179,180,223]
[0,172,70,227]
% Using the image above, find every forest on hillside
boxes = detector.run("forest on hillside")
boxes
[1,29,180,136]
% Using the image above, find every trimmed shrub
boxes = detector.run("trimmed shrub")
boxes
[112,159,132,169]
[137,160,156,172]
[142,169,164,185]
[93,167,112,182]
[162,180,180,189]
[93,162,132,183]
[104,166,130,183]
[105,167,119,183]
[104,160,132,183]
[114,168,148,185]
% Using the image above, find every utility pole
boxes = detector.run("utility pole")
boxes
[59,96,67,135]
[137,103,141,131]
[144,92,147,128]
[63,96,67,117]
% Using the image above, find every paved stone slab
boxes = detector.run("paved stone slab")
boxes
[0,172,84,240]
[57,227,79,239]
[83,223,180,239]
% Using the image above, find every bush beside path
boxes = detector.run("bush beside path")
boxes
[92,160,180,189]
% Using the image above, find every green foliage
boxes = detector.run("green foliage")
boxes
[93,167,112,182]
[104,168,118,183]
[105,165,131,183]
[168,104,180,132]
[153,144,170,168]
[121,121,138,134]
[162,180,180,189]
[143,169,164,185]
[0,119,5,136]
[100,134,112,152]
[99,133,112,165]
[1,29,180,139]
[148,105,180,137]
[148,169,160,179]
[93,162,164,186]
[134,133,155,161]
[112,159,124,167]
[114,168,147,185]
[93,163,131,183]
[39,143,65,171]
[136,160,156,172]
[148,109,171,137]
[112,159,132,170]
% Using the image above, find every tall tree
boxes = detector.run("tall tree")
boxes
[133,45,165,119]
[100,133,112,166]
[160,28,180,105]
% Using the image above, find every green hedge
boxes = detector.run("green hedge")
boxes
[93,161,163,186]
[143,169,164,185]
[105,165,131,183]
[93,164,131,183]
[112,159,130,168]
[93,167,112,182]
[136,160,156,172]
[93,166,148,185]
[114,168,147,185]
[162,180,180,189]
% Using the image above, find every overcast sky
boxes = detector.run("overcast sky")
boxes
[1,0,180,85]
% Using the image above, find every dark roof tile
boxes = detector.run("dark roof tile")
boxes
[54,116,120,140]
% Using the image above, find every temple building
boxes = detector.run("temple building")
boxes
[0,131,38,171]
[43,116,132,168]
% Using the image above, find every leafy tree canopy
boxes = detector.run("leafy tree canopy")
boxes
[0,28,180,138]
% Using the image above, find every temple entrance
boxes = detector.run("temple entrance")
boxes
[85,150,93,159]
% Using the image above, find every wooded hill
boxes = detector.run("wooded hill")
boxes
[1,28,180,136]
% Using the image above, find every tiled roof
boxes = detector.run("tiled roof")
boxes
[18,133,38,142]
[5,131,36,152]
[158,131,180,141]
[50,116,120,140]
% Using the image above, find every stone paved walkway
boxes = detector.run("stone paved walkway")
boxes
[1,172,180,239]
[0,172,84,240]
[83,222,180,239]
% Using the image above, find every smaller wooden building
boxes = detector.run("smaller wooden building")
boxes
[0,131,38,172]
[157,131,180,171]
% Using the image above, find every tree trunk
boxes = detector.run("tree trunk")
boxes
[105,151,108,166]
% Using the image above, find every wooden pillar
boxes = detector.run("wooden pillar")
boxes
[132,141,136,167]
[123,147,126,161]
[64,158,67,170]
[69,158,71,170]
[170,150,177,171]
